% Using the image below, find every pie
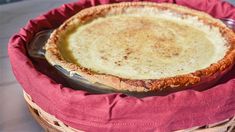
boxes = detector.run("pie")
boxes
[45,2,235,92]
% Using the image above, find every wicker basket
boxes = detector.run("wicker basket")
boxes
[23,91,235,132]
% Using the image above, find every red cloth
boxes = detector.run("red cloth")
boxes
[8,0,235,131]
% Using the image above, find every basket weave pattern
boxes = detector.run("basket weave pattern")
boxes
[23,91,235,132]
[23,91,83,132]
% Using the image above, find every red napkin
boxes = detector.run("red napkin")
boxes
[8,0,235,131]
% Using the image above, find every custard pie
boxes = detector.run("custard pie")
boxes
[45,2,235,92]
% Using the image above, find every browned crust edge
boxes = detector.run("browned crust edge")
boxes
[45,2,235,92]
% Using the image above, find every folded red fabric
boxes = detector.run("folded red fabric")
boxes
[8,0,235,131]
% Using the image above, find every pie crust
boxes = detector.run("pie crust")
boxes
[45,2,235,92]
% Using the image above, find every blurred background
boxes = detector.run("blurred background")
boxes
[0,0,21,5]
[0,0,235,132]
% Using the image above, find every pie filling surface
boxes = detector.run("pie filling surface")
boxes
[59,7,228,80]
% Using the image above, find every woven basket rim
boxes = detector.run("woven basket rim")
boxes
[23,90,235,131]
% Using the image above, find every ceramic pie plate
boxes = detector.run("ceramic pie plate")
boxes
[31,2,235,96]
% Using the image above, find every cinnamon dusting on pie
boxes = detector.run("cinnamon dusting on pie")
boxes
[45,2,235,92]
